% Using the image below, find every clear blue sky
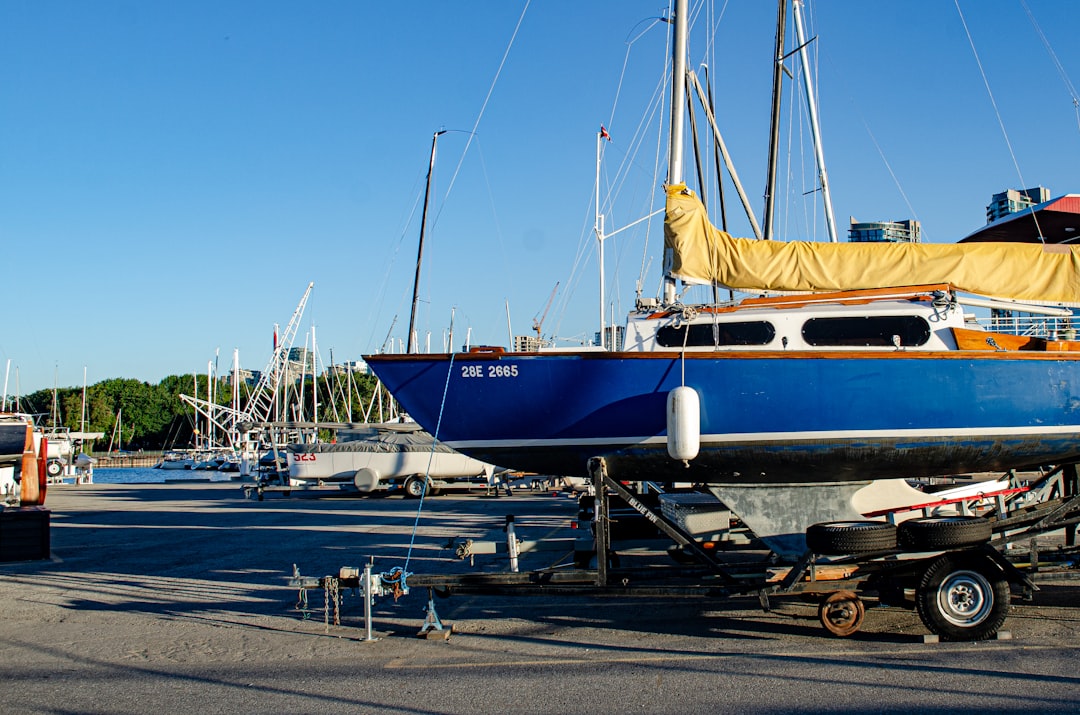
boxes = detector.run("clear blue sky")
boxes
[4,1,1079,397]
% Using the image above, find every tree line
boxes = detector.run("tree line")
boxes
[13,372,387,452]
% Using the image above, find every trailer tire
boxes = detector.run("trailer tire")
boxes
[915,551,1009,641]
[818,590,865,637]
[46,459,64,478]
[806,521,897,555]
[898,516,992,551]
[403,476,428,499]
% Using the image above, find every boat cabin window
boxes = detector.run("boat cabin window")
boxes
[656,320,775,347]
[801,316,931,347]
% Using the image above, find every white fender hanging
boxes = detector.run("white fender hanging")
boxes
[666,385,700,461]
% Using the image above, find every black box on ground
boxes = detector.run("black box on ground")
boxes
[0,506,51,562]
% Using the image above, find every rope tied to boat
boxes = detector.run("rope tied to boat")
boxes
[667,304,698,385]
[668,303,699,329]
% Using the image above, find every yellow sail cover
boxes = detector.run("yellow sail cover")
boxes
[664,184,1080,305]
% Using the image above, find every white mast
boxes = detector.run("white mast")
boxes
[312,324,319,427]
[232,349,240,419]
[595,129,606,349]
[207,360,213,448]
[663,0,689,305]
[81,367,87,434]
[792,0,838,242]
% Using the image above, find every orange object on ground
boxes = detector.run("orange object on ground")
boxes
[19,424,39,506]
[37,436,48,505]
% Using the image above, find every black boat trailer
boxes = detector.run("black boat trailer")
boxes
[290,459,1080,642]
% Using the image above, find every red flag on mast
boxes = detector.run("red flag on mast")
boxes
[600,125,611,141]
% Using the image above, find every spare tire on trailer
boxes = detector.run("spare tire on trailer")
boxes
[898,516,992,551]
[46,459,64,478]
[806,521,897,556]
[353,467,380,493]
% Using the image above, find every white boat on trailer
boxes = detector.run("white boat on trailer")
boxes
[287,423,500,497]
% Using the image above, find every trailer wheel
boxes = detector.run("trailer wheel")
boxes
[806,521,897,555]
[403,476,428,499]
[898,516,992,551]
[46,459,64,478]
[915,552,1009,641]
[818,590,865,637]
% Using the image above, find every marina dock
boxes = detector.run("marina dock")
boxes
[1,481,1079,713]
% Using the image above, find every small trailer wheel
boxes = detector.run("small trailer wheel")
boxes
[403,476,428,499]
[818,590,865,637]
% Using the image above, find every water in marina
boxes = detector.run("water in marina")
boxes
[91,467,243,485]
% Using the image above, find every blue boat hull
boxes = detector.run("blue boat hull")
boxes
[364,351,1080,482]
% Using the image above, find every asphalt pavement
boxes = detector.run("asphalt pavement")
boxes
[0,481,1077,714]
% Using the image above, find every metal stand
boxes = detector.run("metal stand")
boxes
[362,561,378,642]
[505,515,520,573]
[417,588,452,640]
[588,458,610,586]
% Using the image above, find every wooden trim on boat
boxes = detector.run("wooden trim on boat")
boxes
[953,327,1080,352]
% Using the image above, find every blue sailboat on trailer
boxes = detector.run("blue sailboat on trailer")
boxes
[365,0,1080,549]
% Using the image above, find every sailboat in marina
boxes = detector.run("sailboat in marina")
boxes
[364,1,1080,549]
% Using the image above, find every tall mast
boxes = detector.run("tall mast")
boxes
[408,129,447,354]
[663,0,689,305]
[763,0,788,242]
[792,0,838,242]
[595,128,606,349]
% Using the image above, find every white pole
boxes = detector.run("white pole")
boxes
[232,349,239,419]
[298,331,308,422]
[81,367,87,434]
[610,302,616,351]
[312,324,319,427]
[792,0,838,242]
[595,129,606,350]
[207,359,213,448]
[663,0,689,305]
[346,366,353,423]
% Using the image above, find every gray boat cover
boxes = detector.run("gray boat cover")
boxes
[288,425,457,455]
